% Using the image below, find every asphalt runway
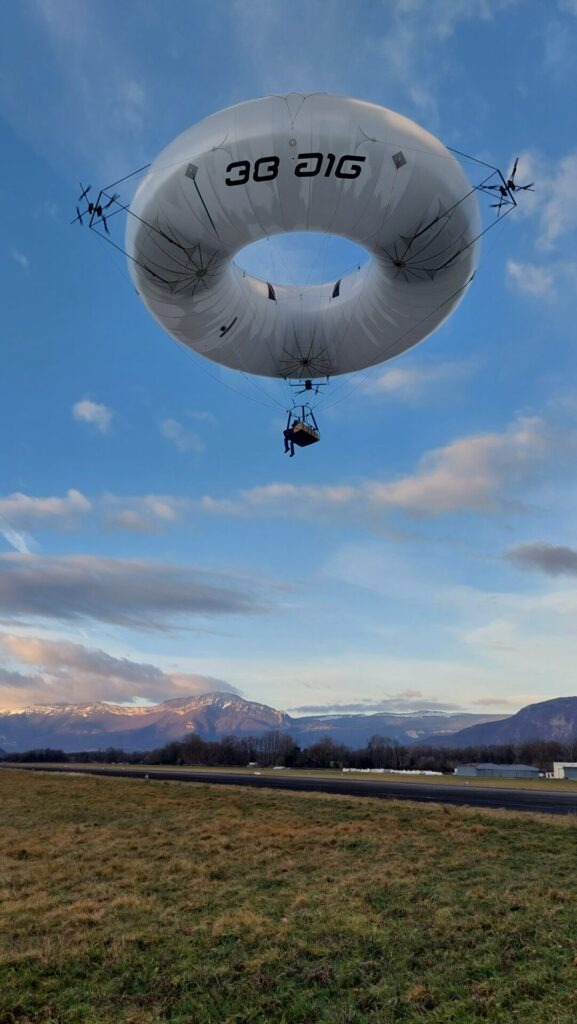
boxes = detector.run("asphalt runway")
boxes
[7,763,577,815]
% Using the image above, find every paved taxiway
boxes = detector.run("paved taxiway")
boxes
[6,764,577,815]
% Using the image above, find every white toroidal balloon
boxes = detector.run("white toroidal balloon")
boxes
[127,94,480,379]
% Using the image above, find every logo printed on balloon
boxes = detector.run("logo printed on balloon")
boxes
[224,153,366,186]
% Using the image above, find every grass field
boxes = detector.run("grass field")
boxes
[2,771,577,1023]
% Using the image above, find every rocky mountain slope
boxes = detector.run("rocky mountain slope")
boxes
[431,696,577,748]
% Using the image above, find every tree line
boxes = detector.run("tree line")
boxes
[3,731,577,772]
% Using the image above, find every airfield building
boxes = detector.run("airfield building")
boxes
[454,763,540,779]
[552,762,577,780]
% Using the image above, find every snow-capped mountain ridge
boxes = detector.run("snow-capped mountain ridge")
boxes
[0,692,504,753]
[4,693,246,718]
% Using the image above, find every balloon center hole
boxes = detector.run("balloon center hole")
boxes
[234,232,370,286]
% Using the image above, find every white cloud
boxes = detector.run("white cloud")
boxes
[20,0,151,183]
[374,0,516,121]
[543,19,572,78]
[40,200,60,221]
[396,0,515,39]
[459,596,577,686]
[514,149,577,250]
[107,509,156,533]
[538,151,577,249]
[136,496,177,521]
[0,489,90,528]
[0,491,90,552]
[506,259,556,298]
[4,491,190,538]
[117,79,146,128]
[160,418,204,454]
[229,0,517,126]
[104,494,185,532]
[365,361,473,401]
[187,410,216,424]
[11,249,29,271]
[0,516,33,554]
[376,18,438,122]
[72,399,113,433]
[33,0,91,46]
[506,258,577,301]
[199,483,357,520]
[357,416,551,516]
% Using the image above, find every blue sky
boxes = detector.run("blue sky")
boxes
[2,0,577,718]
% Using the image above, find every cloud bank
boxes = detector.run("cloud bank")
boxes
[198,415,552,520]
[0,413,556,549]
[0,633,239,707]
[0,490,90,528]
[0,554,266,630]
[505,542,577,577]
[290,689,462,715]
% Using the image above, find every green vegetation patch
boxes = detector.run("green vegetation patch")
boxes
[2,771,577,1023]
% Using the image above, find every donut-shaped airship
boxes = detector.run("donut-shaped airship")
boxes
[126,94,480,381]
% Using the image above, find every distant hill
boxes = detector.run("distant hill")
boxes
[288,710,505,748]
[430,697,577,747]
[0,693,503,753]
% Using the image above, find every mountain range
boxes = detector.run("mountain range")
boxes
[0,693,504,753]
[1,692,576,754]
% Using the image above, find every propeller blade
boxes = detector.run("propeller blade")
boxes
[78,182,91,201]
[101,214,110,235]
[75,207,83,225]
[103,192,119,209]
[518,183,534,191]
[510,157,519,180]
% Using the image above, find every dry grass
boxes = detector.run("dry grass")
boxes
[2,770,577,1023]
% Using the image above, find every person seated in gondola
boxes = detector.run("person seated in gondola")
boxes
[283,419,299,457]
[283,409,320,456]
